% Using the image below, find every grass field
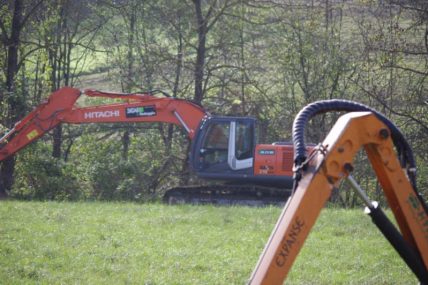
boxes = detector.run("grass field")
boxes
[0,201,417,284]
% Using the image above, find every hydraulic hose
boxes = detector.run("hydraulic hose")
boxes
[291,99,427,213]
[292,100,415,181]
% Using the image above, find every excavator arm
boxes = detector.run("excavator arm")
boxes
[249,111,428,284]
[0,87,207,161]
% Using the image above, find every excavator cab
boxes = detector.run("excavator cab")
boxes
[191,117,256,179]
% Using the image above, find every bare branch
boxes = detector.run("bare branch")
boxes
[19,0,44,33]
[16,46,45,71]
[0,18,9,44]
[382,64,428,76]
[207,0,240,32]
[356,82,428,133]
[205,0,218,21]
[376,48,428,56]
[388,0,428,13]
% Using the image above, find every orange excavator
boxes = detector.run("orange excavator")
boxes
[249,101,428,283]
[0,87,298,205]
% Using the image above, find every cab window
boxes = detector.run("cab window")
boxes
[201,123,229,165]
[235,121,253,160]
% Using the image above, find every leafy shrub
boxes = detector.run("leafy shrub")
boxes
[10,128,185,202]
[11,144,83,200]
[87,159,152,201]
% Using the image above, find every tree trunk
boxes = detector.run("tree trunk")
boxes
[122,8,136,160]
[239,9,246,115]
[0,0,23,197]
[0,158,15,198]
[193,0,207,104]
[5,0,22,99]
[52,125,63,158]
[122,130,130,161]
[166,25,183,155]
[51,5,64,158]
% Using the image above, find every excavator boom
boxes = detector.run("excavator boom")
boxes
[0,87,207,162]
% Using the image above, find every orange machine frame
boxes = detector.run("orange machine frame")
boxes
[249,112,428,284]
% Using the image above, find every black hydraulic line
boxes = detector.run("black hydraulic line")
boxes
[366,203,428,284]
[292,100,414,174]
[129,89,171,97]
[291,99,427,214]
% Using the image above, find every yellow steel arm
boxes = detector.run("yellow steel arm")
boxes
[249,112,428,284]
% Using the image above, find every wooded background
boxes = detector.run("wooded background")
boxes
[0,0,426,206]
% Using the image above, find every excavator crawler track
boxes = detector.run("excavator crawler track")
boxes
[163,185,291,207]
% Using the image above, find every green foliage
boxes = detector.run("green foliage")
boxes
[12,144,82,201]
[71,126,184,201]
[8,124,189,202]
[86,158,150,201]
[0,201,417,284]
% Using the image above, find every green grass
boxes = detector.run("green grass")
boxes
[0,201,417,284]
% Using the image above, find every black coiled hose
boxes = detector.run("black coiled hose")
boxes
[292,99,427,212]
[293,100,414,176]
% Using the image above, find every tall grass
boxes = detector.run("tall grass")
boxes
[0,201,417,284]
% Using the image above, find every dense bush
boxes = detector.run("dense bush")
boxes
[9,128,181,202]
[86,159,152,201]
[11,145,82,201]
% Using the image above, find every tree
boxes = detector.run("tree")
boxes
[191,0,239,104]
[0,0,43,197]
[353,0,428,196]
[40,0,104,158]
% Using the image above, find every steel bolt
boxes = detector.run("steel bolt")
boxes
[379,128,389,139]
[344,163,354,173]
